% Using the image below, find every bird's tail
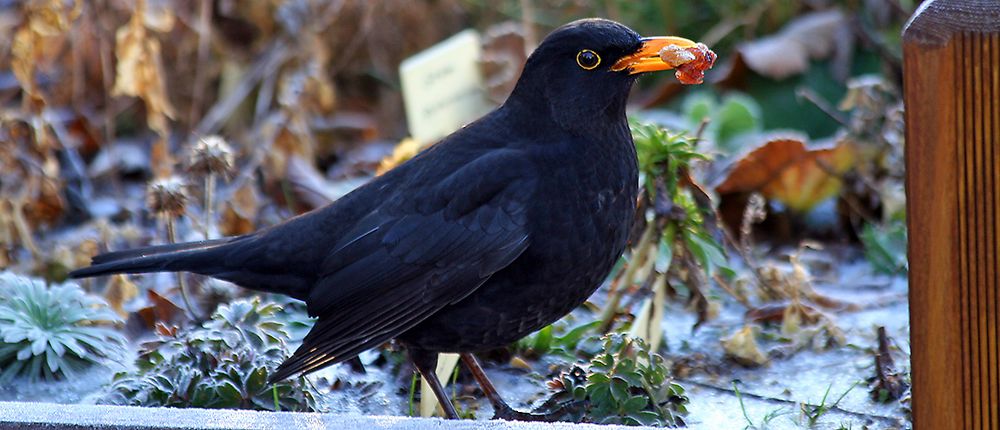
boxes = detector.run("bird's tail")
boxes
[69,237,238,279]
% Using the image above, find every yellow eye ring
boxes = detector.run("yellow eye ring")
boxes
[576,49,601,70]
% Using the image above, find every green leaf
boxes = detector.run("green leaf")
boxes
[590,355,613,373]
[45,348,60,372]
[588,372,610,386]
[16,345,32,361]
[619,369,644,387]
[682,92,717,126]
[635,410,663,426]
[655,233,674,273]
[556,321,601,346]
[623,394,648,412]
[31,336,48,356]
[587,380,611,406]
[573,386,587,401]
[715,93,762,150]
[246,367,267,394]
[609,377,630,403]
[861,220,908,274]
[532,325,553,354]
[217,379,244,405]
[685,230,731,276]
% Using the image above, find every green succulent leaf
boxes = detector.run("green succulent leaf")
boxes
[0,272,125,383]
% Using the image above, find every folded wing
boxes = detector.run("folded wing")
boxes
[270,148,534,381]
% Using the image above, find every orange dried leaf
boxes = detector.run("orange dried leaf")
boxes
[150,137,173,178]
[721,325,769,367]
[111,5,175,137]
[220,182,259,236]
[105,274,139,317]
[11,27,39,97]
[153,322,178,337]
[12,0,81,100]
[23,177,65,227]
[377,138,422,175]
[745,302,822,325]
[136,289,184,328]
[716,138,856,212]
[27,0,81,36]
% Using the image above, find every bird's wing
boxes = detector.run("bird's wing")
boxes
[270,149,534,381]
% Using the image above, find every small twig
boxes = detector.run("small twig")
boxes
[70,6,86,108]
[188,0,213,127]
[165,216,200,320]
[254,70,278,122]
[870,326,907,402]
[96,1,115,148]
[203,173,215,239]
[713,273,751,308]
[691,117,711,146]
[196,40,292,135]
[8,197,40,259]
[796,87,849,127]
[216,111,283,202]
[679,246,711,329]
[328,1,373,76]
[519,0,538,52]
[849,16,902,86]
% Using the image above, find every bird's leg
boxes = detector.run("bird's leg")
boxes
[408,348,460,419]
[460,353,562,422]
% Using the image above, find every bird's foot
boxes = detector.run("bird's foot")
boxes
[491,403,562,422]
[458,352,563,422]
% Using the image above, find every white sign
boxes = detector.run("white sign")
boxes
[400,29,491,145]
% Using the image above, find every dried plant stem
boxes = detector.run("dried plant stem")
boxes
[519,0,537,51]
[796,87,849,126]
[203,173,215,239]
[599,221,657,333]
[680,246,711,328]
[189,0,212,126]
[8,198,41,259]
[165,216,199,320]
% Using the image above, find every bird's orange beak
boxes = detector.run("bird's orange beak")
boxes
[611,36,699,74]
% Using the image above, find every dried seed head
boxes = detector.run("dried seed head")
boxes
[146,176,188,217]
[187,135,235,178]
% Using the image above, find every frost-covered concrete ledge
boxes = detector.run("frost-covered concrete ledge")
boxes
[0,401,660,430]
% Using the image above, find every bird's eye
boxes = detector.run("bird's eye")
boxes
[576,49,601,70]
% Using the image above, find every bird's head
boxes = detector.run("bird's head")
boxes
[507,19,699,136]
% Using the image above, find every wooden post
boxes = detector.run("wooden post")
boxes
[904,1,1000,429]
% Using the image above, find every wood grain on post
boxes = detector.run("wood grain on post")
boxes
[904,1,1000,429]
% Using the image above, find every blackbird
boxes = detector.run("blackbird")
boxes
[71,18,704,420]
